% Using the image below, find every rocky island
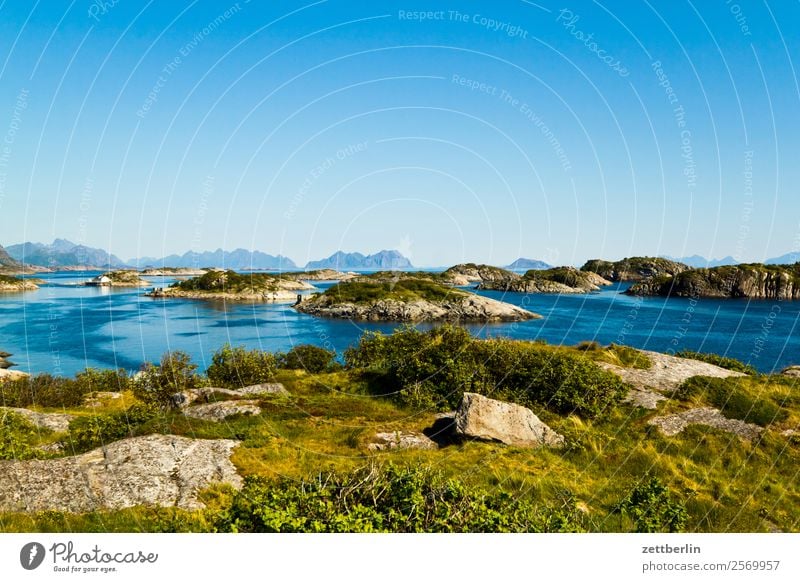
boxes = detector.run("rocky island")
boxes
[478,266,611,294]
[295,274,539,321]
[0,274,39,292]
[581,256,689,282]
[140,267,210,277]
[440,263,520,286]
[146,269,315,302]
[281,269,356,281]
[627,263,800,299]
[84,270,151,288]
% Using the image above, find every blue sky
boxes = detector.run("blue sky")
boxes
[0,1,798,267]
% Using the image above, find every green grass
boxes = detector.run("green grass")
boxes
[676,351,758,375]
[172,270,290,293]
[1,342,799,533]
[320,278,466,304]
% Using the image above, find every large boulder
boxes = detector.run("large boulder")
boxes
[0,435,241,512]
[453,393,564,448]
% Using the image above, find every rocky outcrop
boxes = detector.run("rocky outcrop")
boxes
[146,270,314,302]
[238,383,289,396]
[183,400,261,421]
[140,267,209,276]
[648,407,763,441]
[0,407,75,432]
[440,264,520,286]
[282,269,356,281]
[367,431,437,451]
[582,257,689,282]
[0,435,241,512]
[172,384,289,408]
[0,275,39,292]
[478,267,611,294]
[0,368,28,382]
[296,293,539,322]
[781,366,800,378]
[453,393,564,447]
[597,349,745,409]
[627,264,800,299]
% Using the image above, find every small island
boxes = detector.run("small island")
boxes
[440,263,519,286]
[581,256,689,282]
[0,274,39,292]
[281,269,356,281]
[627,263,800,299]
[478,266,611,294]
[140,267,210,277]
[295,274,539,321]
[146,269,315,302]
[85,270,150,288]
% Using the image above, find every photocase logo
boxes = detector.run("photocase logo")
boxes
[20,542,46,570]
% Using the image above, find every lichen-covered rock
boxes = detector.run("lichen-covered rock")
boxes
[367,431,437,451]
[453,393,564,447]
[648,407,763,440]
[0,406,74,432]
[781,366,800,378]
[0,435,241,512]
[0,368,29,382]
[598,350,745,402]
[238,383,289,396]
[183,400,261,421]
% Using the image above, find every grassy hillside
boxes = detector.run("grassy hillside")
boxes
[1,330,798,533]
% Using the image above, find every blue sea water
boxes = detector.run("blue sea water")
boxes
[1,271,798,376]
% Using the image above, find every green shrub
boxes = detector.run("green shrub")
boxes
[0,368,131,409]
[206,345,277,388]
[217,464,587,533]
[0,410,46,460]
[74,368,132,392]
[278,345,338,373]
[676,351,757,375]
[676,376,787,426]
[134,351,206,408]
[615,476,688,533]
[345,325,627,417]
[0,374,89,408]
[63,404,156,452]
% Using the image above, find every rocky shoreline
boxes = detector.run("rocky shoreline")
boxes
[295,292,540,322]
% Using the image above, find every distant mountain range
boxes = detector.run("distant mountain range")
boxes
[506,258,551,270]
[663,255,738,268]
[130,249,297,270]
[305,250,413,270]
[0,244,20,268]
[7,239,127,268]
[765,252,800,265]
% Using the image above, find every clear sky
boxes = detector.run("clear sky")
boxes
[0,1,798,267]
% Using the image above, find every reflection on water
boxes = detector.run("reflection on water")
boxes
[0,270,798,376]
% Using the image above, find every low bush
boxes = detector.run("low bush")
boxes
[675,351,757,375]
[277,345,339,374]
[206,345,277,388]
[615,476,688,533]
[0,410,46,460]
[217,464,588,533]
[63,404,156,452]
[676,376,787,427]
[134,352,206,408]
[345,325,627,417]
